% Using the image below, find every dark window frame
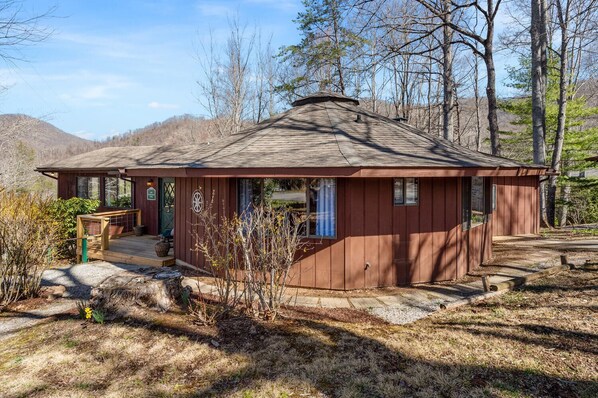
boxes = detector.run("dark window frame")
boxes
[76,176,100,201]
[462,177,493,231]
[103,177,133,209]
[393,177,419,206]
[237,178,337,239]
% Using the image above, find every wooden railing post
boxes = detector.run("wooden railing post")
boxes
[76,215,84,263]
[100,217,110,250]
[136,209,142,227]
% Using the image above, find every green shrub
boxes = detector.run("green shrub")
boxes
[111,195,131,208]
[48,197,100,258]
[561,181,598,225]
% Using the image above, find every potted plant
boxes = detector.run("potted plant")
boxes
[155,238,170,257]
[133,225,145,236]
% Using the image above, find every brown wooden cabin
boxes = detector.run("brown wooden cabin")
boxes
[37,92,546,290]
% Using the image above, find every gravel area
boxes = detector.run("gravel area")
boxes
[0,300,75,341]
[0,262,148,340]
[368,299,447,325]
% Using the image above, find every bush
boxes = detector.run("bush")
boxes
[561,181,598,225]
[111,195,131,208]
[193,199,309,321]
[0,189,60,307]
[48,197,100,258]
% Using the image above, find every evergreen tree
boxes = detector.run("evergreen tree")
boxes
[277,0,364,97]
[500,56,598,225]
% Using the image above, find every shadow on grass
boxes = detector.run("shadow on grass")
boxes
[431,319,598,356]
[8,265,596,397]
[64,306,596,398]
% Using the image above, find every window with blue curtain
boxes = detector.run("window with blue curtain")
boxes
[238,178,336,238]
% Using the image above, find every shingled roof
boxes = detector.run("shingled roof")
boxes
[38,92,545,172]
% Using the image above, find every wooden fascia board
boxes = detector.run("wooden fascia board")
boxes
[122,167,547,178]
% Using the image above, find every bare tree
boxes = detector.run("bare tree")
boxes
[0,0,54,63]
[413,0,505,155]
[530,0,549,224]
[547,0,598,225]
[196,19,255,136]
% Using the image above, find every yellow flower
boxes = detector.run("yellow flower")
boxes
[85,307,93,320]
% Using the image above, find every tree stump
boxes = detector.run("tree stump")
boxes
[90,267,186,315]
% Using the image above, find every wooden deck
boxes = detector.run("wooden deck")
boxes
[81,235,175,267]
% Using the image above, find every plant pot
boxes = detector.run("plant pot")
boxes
[134,225,145,236]
[155,241,170,257]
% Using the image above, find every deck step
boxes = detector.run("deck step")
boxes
[85,249,175,267]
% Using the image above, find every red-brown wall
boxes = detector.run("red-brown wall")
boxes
[492,176,539,236]
[175,176,500,290]
[134,177,160,236]
[56,172,160,235]
[57,171,538,289]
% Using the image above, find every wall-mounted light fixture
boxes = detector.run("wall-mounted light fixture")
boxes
[146,178,155,188]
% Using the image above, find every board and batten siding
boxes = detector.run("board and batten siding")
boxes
[173,177,236,268]
[175,176,498,290]
[492,176,540,236]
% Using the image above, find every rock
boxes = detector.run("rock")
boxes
[210,339,220,347]
[90,267,184,314]
[39,285,66,300]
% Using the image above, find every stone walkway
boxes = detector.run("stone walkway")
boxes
[186,262,549,324]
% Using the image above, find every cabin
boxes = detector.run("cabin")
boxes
[37,92,546,290]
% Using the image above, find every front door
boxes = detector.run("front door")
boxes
[159,178,175,234]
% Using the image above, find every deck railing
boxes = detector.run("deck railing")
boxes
[76,209,142,261]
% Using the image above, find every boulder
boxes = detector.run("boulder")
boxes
[90,267,187,314]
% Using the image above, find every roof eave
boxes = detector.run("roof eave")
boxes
[121,165,548,178]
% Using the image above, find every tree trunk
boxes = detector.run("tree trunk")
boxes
[559,173,571,227]
[455,86,461,145]
[474,56,482,151]
[442,1,454,141]
[548,0,570,227]
[427,57,433,135]
[485,43,501,156]
[531,0,549,226]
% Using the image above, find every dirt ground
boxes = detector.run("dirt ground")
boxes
[1,262,596,397]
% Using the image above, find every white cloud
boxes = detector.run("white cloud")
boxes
[55,72,134,103]
[196,2,235,17]
[244,0,298,12]
[148,101,179,109]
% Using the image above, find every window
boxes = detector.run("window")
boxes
[471,177,485,226]
[76,177,100,200]
[492,184,497,211]
[394,178,419,206]
[104,177,132,208]
[238,178,337,238]
[462,177,491,230]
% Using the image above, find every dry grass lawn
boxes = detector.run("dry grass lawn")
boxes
[1,268,597,398]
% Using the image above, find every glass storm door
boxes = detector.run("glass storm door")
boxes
[159,178,175,234]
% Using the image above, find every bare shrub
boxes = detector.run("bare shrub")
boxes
[239,206,308,320]
[193,199,308,321]
[192,199,245,323]
[0,189,59,307]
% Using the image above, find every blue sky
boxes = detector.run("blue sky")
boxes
[0,1,517,141]
[0,0,301,140]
